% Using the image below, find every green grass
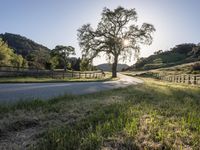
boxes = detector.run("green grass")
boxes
[0,73,114,83]
[0,78,200,149]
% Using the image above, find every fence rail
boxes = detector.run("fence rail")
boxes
[155,73,200,85]
[0,66,105,79]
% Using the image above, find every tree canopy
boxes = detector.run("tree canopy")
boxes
[78,6,155,77]
[51,45,76,71]
[0,38,13,65]
[27,49,51,69]
[0,38,27,67]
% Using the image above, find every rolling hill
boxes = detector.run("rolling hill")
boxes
[0,33,50,57]
[130,43,200,71]
[0,33,52,69]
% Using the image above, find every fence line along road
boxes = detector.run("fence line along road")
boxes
[155,73,200,85]
[0,66,105,79]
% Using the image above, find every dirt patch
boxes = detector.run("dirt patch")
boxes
[7,118,39,132]
[102,135,139,150]
[0,118,40,149]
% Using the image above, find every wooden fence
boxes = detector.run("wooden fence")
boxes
[0,66,105,79]
[155,73,200,85]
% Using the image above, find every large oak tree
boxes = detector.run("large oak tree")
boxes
[78,6,155,77]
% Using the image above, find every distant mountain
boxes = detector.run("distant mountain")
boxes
[129,43,200,71]
[0,33,50,57]
[96,63,129,71]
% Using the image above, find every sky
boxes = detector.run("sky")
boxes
[0,0,200,65]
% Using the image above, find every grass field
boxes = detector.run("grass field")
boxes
[0,78,200,149]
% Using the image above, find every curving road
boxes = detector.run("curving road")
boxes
[0,74,143,103]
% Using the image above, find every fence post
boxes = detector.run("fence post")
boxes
[196,76,200,85]
[185,75,189,84]
[176,75,178,83]
[191,75,196,85]
[194,75,197,85]
[37,68,39,78]
[189,75,191,84]
[181,75,184,83]
[52,70,54,78]
[179,75,181,83]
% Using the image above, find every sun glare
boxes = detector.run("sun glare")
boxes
[123,39,130,46]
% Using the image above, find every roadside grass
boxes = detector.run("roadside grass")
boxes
[0,72,114,83]
[0,78,200,149]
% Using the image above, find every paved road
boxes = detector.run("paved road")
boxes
[0,74,143,103]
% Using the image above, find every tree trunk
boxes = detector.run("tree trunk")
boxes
[112,55,118,78]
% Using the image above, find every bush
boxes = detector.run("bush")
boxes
[192,63,200,71]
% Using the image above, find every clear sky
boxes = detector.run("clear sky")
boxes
[0,0,200,65]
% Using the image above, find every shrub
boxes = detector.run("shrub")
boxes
[192,63,200,71]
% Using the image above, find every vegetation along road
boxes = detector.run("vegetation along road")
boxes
[0,74,143,103]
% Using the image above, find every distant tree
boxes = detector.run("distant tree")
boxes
[191,45,200,58]
[80,58,92,71]
[0,38,13,65]
[154,50,163,55]
[0,38,26,67]
[11,54,24,68]
[22,58,28,68]
[172,43,196,54]
[70,57,81,71]
[52,45,75,71]
[27,50,51,69]
[49,55,59,69]
[78,6,155,77]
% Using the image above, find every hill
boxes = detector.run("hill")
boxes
[154,61,200,75]
[96,63,129,71]
[130,43,200,71]
[0,33,50,57]
[0,33,52,69]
